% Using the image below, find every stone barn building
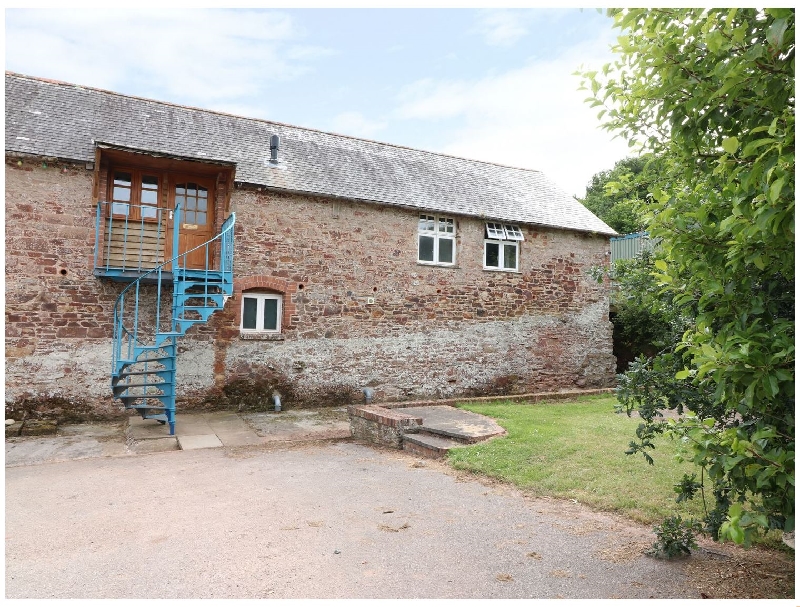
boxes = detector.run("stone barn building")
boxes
[5,72,616,430]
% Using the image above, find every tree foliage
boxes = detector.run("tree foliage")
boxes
[610,250,689,366]
[582,8,794,545]
[580,154,664,234]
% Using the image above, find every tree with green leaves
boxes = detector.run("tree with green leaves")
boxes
[582,8,794,546]
[580,154,664,234]
[608,250,679,369]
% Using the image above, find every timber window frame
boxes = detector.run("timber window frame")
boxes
[174,180,210,227]
[109,168,162,221]
[240,292,282,334]
[417,214,456,266]
[484,222,524,272]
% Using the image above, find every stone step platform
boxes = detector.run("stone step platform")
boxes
[402,431,466,458]
[349,403,506,458]
[399,405,506,443]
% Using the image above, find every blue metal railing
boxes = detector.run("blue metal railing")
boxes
[111,207,236,373]
[94,201,168,273]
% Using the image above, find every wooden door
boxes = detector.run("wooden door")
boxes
[168,177,215,270]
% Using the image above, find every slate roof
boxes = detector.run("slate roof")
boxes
[5,72,615,236]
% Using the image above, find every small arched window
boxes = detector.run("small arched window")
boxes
[240,291,282,333]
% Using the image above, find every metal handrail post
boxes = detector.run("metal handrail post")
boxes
[172,203,182,274]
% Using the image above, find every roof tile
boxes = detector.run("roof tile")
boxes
[4,72,615,235]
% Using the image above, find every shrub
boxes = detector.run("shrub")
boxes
[648,515,702,558]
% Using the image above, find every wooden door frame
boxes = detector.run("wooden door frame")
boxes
[165,173,217,270]
[95,146,235,273]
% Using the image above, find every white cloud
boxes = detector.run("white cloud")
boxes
[395,78,470,120]
[473,10,529,47]
[391,31,632,198]
[5,9,324,112]
[286,44,338,61]
[330,111,388,139]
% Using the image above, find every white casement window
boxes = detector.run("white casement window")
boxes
[418,214,455,265]
[240,292,282,333]
[484,222,524,271]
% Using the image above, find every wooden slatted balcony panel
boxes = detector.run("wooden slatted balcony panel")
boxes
[96,204,169,273]
[102,218,167,269]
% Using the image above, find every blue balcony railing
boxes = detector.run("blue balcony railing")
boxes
[94,201,170,277]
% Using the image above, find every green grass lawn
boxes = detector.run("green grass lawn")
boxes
[449,395,706,525]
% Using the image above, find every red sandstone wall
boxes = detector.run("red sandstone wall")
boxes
[5,157,615,419]
[211,188,616,402]
[5,158,121,419]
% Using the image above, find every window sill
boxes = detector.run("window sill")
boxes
[417,261,458,269]
[483,267,521,274]
[239,333,285,341]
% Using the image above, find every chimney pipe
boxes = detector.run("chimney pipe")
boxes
[269,135,280,163]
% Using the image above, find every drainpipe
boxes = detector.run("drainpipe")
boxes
[272,392,282,412]
[362,388,374,405]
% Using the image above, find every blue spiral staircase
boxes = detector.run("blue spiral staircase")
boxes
[109,207,235,435]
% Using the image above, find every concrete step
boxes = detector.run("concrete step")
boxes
[400,406,506,443]
[402,431,465,458]
[416,425,478,442]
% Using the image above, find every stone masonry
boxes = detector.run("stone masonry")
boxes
[5,157,616,420]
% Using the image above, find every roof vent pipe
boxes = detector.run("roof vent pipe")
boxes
[269,135,280,163]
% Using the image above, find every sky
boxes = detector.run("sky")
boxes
[4,7,634,199]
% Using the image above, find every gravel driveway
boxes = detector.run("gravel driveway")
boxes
[5,440,698,599]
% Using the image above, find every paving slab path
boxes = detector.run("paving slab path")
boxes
[5,408,352,466]
[6,439,704,599]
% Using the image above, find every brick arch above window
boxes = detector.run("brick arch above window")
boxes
[235,275,291,294]
[233,275,297,331]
